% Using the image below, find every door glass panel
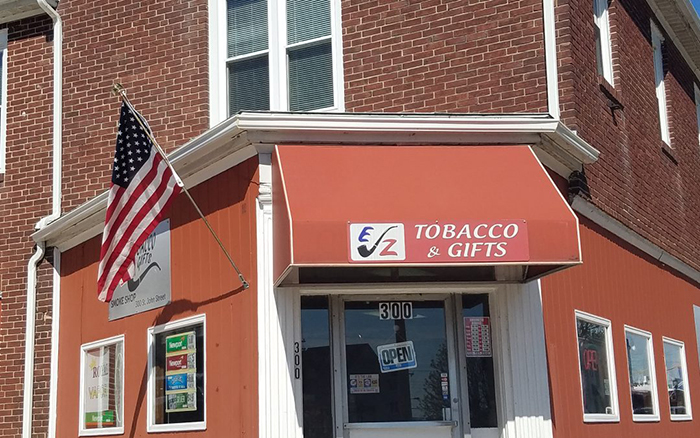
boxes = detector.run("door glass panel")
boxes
[301,296,334,438]
[344,300,451,423]
[462,294,497,428]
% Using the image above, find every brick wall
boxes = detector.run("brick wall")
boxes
[342,0,549,113]
[0,15,55,438]
[557,0,700,272]
[60,0,210,210]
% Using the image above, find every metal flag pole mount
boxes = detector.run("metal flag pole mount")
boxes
[110,83,250,290]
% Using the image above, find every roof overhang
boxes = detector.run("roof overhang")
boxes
[32,112,599,252]
[272,144,582,285]
[0,0,56,25]
[647,0,700,80]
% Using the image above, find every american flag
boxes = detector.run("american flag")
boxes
[97,101,181,302]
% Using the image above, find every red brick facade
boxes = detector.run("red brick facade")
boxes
[0,16,55,438]
[2,0,700,437]
[343,0,549,113]
[557,0,700,272]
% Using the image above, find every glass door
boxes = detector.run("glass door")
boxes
[337,296,461,438]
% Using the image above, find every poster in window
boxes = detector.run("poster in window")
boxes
[84,348,114,427]
[164,331,197,413]
[464,317,492,357]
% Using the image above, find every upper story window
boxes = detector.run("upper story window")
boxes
[211,0,343,124]
[593,0,614,85]
[575,310,620,422]
[651,21,671,146]
[0,29,7,176]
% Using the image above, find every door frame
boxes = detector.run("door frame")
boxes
[298,284,498,438]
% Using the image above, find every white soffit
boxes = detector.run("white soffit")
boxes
[0,0,56,24]
[32,112,599,252]
[648,0,700,80]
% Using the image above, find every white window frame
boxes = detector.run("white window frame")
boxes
[208,0,345,126]
[574,310,620,423]
[623,326,660,422]
[662,336,693,421]
[0,28,8,175]
[593,0,614,85]
[651,21,671,146]
[146,313,207,433]
[78,334,125,437]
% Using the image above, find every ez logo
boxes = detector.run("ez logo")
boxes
[349,223,406,261]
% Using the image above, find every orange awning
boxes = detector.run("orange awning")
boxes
[273,145,581,285]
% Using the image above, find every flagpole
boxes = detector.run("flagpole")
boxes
[111,83,250,290]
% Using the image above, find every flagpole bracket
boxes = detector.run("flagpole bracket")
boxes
[240,275,250,289]
[111,83,126,98]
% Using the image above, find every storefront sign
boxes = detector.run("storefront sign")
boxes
[377,341,417,373]
[84,348,113,427]
[349,374,380,394]
[465,317,492,357]
[109,220,172,321]
[165,331,197,413]
[349,221,529,263]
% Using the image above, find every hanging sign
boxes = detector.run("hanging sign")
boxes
[349,221,529,263]
[349,374,380,394]
[165,331,197,413]
[109,220,172,321]
[84,348,114,428]
[377,341,417,373]
[464,317,492,357]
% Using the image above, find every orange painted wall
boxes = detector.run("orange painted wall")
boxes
[542,217,700,437]
[55,158,259,437]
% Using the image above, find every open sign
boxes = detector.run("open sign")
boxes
[377,341,417,373]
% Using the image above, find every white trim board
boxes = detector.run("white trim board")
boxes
[571,196,700,286]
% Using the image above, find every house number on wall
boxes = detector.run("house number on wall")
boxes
[379,302,413,320]
[294,342,301,379]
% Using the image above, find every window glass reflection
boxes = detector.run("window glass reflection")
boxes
[625,331,655,416]
[664,341,688,416]
[344,300,450,423]
[462,294,497,428]
[577,318,613,414]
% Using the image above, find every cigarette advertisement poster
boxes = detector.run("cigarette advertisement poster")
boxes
[84,348,114,427]
[164,331,197,413]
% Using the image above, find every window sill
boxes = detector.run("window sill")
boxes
[79,427,124,436]
[598,76,623,110]
[147,422,206,433]
[583,414,620,423]
[670,414,693,422]
[661,142,678,165]
[632,414,660,422]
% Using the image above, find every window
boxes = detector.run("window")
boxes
[624,326,659,421]
[575,311,619,422]
[147,314,206,432]
[593,0,614,85]
[462,294,497,429]
[0,28,7,175]
[663,337,692,421]
[651,21,671,145]
[213,0,343,122]
[79,335,124,436]
[301,296,333,438]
